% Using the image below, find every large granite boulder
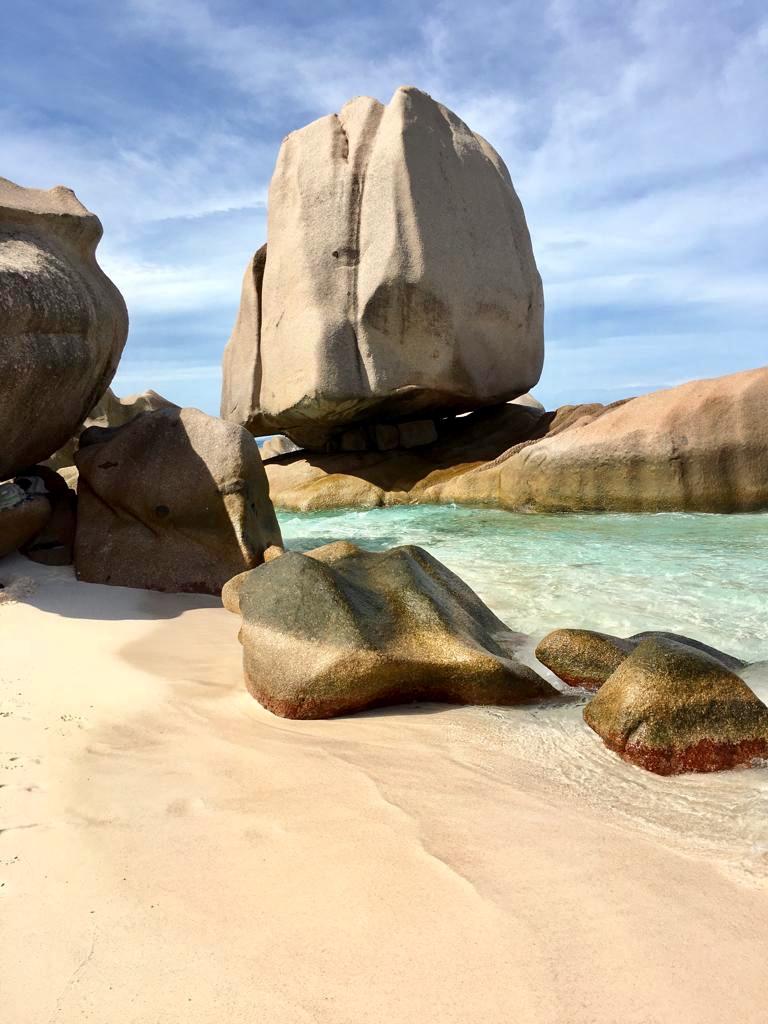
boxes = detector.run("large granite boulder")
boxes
[229,541,556,718]
[0,483,51,559]
[0,177,128,479]
[480,365,768,513]
[536,628,747,692]
[46,387,175,471]
[221,86,543,448]
[74,407,282,593]
[583,636,768,774]
[263,367,768,513]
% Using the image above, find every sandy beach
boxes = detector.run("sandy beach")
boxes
[2,555,768,1023]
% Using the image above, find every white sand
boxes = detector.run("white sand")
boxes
[3,555,768,1023]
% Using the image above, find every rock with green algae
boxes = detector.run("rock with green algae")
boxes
[583,636,768,775]
[536,628,746,692]
[229,541,557,719]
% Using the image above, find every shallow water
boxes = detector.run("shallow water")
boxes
[280,505,768,660]
[280,506,768,881]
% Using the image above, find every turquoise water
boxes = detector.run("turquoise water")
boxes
[279,506,768,663]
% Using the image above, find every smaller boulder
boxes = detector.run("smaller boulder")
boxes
[260,435,300,459]
[14,466,77,566]
[74,407,283,594]
[583,636,768,775]
[536,627,746,691]
[0,484,51,558]
[231,541,556,718]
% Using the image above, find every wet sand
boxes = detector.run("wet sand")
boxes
[3,555,768,1023]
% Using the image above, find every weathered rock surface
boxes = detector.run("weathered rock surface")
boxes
[583,636,768,774]
[536,628,747,692]
[14,465,77,565]
[231,541,556,718]
[264,367,768,513]
[510,393,545,413]
[0,177,128,478]
[74,407,282,594]
[47,387,175,471]
[221,86,543,448]
[0,483,51,559]
[260,434,300,459]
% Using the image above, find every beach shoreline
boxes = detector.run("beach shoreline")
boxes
[3,556,768,1022]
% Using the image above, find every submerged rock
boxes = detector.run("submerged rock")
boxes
[536,628,746,692]
[583,636,768,775]
[264,367,768,514]
[0,177,128,478]
[74,407,282,594]
[231,541,556,718]
[0,483,51,559]
[221,86,543,448]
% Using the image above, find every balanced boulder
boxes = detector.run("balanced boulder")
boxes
[0,177,128,478]
[230,541,556,718]
[74,407,283,593]
[221,86,543,448]
[583,636,768,774]
[536,627,746,692]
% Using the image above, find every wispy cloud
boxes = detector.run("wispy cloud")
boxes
[2,0,765,413]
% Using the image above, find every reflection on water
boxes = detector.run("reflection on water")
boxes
[281,505,768,882]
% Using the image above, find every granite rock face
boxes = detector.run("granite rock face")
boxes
[583,636,768,775]
[221,87,543,448]
[536,628,747,692]
[46,387,175,471]
[0,177,128,478]
[264,367,768,514]
[74,406,282,594]
[230,541,556,718]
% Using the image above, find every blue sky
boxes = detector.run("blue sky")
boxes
[3,0,766,412]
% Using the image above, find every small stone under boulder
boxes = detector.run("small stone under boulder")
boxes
[74,406,283,594]
[583,636,768,775]
[14,465,77,565]
[228,540,556,718]
[0,483,51,559]
[536,628,747,692]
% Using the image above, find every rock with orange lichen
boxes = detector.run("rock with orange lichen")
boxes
[536,628,746,692]
[583,636,768,775]
[231,541,556,718]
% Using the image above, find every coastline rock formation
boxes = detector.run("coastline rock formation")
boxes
[0,483,51,559]
[583,636,768,775]
[74,406,282,593]
[47,387,175,471]
[0,177,128,479]
[263,367,768,513]
[221,86,543,448]
[228,541,556,718]
[536,628,747,692]
[260,434,300,459]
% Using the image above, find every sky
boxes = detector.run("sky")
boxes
[2,0,766,412]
